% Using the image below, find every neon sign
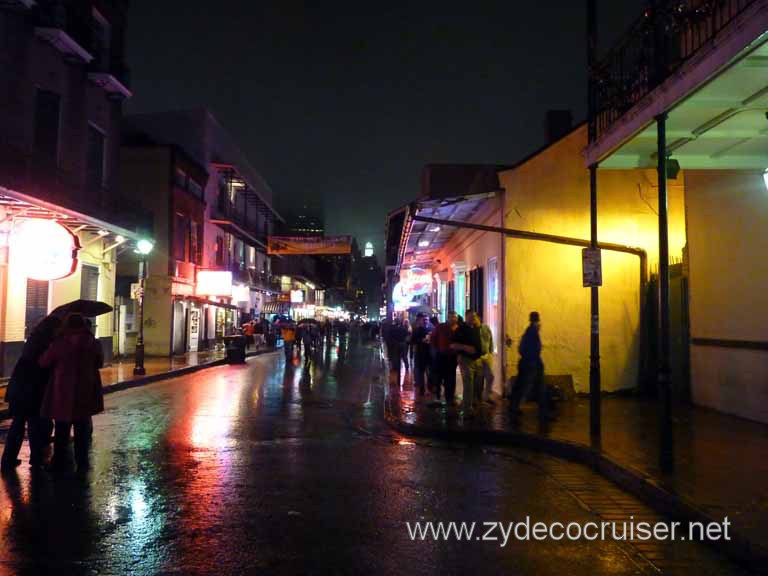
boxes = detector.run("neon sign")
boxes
[392,267,433,311]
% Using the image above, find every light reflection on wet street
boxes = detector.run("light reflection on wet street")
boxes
[0,340,750,575]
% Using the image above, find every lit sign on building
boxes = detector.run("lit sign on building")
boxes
[196,270,233,296]
[392,267,432,311]
[231,283,250,302]
[290,289,304,303]
[11,219,80,281]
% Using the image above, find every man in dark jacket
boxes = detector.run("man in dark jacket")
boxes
[386,318,408,384]
[1,315,61,472]
[411,313,433,396]
[433,312,459,402]
[510,311,544,414]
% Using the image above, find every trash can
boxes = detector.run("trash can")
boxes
[225,335,247,364]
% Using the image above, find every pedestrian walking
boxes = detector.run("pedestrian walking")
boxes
[474,312,495,403]
[411,313,433,396]
[401,318,412,373]
[39,313,104,470]
[433,312,460,403]
[1,315,62,472]
[509,311,545,417]
[451,310,484,418]
[281,322,297,361]
[302,323,313,361]
[386,317,408,384]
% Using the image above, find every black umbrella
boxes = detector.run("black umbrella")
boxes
[297,318,318,325]
[50,299,113,319]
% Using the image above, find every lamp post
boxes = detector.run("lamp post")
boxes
[133,238,154,376]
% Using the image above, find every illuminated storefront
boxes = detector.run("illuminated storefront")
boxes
[0,186,143,376]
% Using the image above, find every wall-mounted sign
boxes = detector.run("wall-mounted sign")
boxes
[582,248,602,287]
[11,219,80,281]
[196,270,233,296]
[231,283,250,302]
[188,307,200,352]
[267,235,352,255]
[290,289,304,303]
[393,267,433,311]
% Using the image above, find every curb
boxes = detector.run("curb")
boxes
[384,403,768,575]
[0,348,277,422]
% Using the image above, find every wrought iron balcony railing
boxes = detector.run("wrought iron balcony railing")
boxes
[590,0,760,142]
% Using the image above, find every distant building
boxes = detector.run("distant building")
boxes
[119,109,281,356]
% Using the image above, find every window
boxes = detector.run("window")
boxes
[34,90,60,161]
[25,279,49,339]
[87,125,106,187]
[188,178,203,199]
[174,213,188,262]
[190,221,200,265]
[174,168,187,189]
[469,266,484,317]
[80,265,99,300]
[215,236,225,266]
[487,257,499,354]
[454,273,466,318]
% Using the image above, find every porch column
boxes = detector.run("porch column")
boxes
[656,112,674,472]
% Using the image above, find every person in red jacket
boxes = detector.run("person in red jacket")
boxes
[39,313,104,470]
[433,312,460,403]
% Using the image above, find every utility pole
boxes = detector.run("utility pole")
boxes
[587,0,601,448]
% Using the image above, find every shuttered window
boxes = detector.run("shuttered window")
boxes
[25,279,49,338]
[81,265,100,300]
[469,266,484,318]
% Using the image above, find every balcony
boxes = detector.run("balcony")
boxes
[88,63,132,100]
[34,1,93,63]
[211,193,268,247]
[590,0,762,143]
[0,0,36,9]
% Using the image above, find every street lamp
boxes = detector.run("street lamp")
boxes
[133,238,154,376]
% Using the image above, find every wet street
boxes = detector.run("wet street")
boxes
[0,340,750,575]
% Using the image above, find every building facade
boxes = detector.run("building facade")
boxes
[119,109,281,356]
[0,0,143,375]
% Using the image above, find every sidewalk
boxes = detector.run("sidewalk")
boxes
[384,371,768,572]
[1,347,273,418]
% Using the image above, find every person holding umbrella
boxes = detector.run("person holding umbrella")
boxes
[39,313,105,470]
[1,315,62,472]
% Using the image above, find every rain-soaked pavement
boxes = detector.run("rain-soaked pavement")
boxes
[0,338,752,575]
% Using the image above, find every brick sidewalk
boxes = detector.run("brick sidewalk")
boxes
[384,369,768,571]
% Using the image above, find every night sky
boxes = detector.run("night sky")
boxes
[126,1,645,258]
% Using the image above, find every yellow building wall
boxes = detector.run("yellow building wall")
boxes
[143,274,173,356]
[685,170,768,423]
[501,125,686,392]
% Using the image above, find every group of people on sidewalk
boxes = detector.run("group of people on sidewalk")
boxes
[1,313,105,474]
[384,310,496,418]
[384,309,545,420]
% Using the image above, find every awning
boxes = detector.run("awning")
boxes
[0,185,142,244]
[398,192,497,271]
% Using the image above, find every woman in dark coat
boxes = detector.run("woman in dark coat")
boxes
[1,315,62,472]
[39,313,104,469]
